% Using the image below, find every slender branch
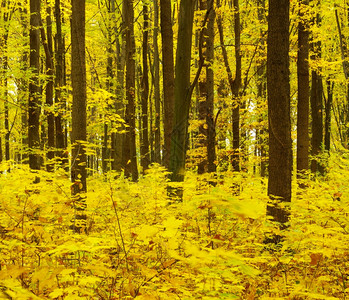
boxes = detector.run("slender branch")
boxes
[335,7,349,79]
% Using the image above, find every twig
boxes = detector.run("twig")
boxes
[108,180,129,272]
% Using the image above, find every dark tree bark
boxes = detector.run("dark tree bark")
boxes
[324,79,334,152]
[168,0,195,184]
[2,28,9,162]
[206,2,216,174]
[310,69,324,174]
[232,0,241,172]
[334,7,349,148]
[41,5,55,172]
[310,13,324,175]
[123,0,138,181]
[160,0,175,169]
[111,0,125,173]
[197,1,208,175]
[256,0,267,177]
[71,0,87,232]
[28,0,41,170]
[140,2,150,173]
[1,1,10,164]
[102,0,115,174]
[197,0,216,175]
[54,0,67,163]
[266,0,292,235]
[153,0,161,164]
[19,4,29,164]
[216,0,241,172]
[296,0,310,175]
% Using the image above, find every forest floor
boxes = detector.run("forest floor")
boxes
[0,155,348,299]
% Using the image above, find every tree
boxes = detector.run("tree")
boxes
[41,3,55,172]
[310,11,324,175]
[123,0,138,181]
[216,0,241,172]
[28,0,41,170]
[111,0,126,173]
[0,0,11,163]
[197,0,216,175]
[153,0,161,164]
[19,3,29,164]
[140,1,150,173]
[266,0,292,237]
[54,0,67,165]
[71,0,87,232]
[255,0,267,177]
[160,0,175,169]
[168,0,196,187]
[297,0,310,175]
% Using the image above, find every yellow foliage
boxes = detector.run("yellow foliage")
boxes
[0,156,348,299]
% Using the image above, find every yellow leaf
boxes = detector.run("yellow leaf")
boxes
[49,288,64,298]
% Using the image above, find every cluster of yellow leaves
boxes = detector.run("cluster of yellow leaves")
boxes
[0,158,348,299]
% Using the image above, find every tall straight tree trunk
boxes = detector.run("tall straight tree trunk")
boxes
[42,5,55,172]
[29,0,41,170]
[216,0,241,172]
[160,0,175,169]
[1,2,12,164]
[71,0,87,232]
[197,1,208,175]
[324,79,333,152]
[19,5,29,164]
[103,3,114,174]
[266,0,292,238]
[140,2,150,173]
[111,0,125,172]
[54,0,67,163]
[197,0,216,175]
[310,12,324,175]
[232,0,241,172]
[3,33,10,162]
[169,0,196,185]
[153,0,161,164]
[310,69,323,174]
[256,0,267,177]
[206,1,216,174]
[123,0,138,181]
[296,0,310,175]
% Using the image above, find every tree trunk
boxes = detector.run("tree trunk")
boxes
[140,2,150,173]
[19,5,29,164]
[71,0,87,232]
[111,0,125,173]
[232,0,241,172]
[310,13,324,175]
[310,70,324,174]
[42,5,55,172]
[160,0,175,169]
[3,34,10,162]
[168,0,196,185]
[28,0,41,170]
[206,2,216,174]
[123,0,138,181]
[256,0,267,177]
[54,0,67,164]
[153,0,161,164]
[266,0,292,238]
[324,79,333,152]
[198,0,216,175]
[296,0,310,175]
[216,0,241,172]
[103,2,114,174]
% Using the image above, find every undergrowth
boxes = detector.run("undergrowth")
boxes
[0,156,348,299]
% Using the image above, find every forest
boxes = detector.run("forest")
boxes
[0,0,348,298]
